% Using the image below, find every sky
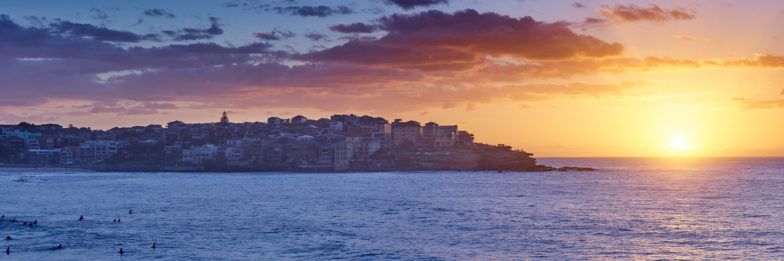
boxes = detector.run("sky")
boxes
[1,0,783,157]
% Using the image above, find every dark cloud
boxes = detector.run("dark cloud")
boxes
[597,4,696,24]
[303,40,479,71]
[304,33,327,41]
[302,9,624,70]
[49,20,157,42]
[374,9,624,60]
[221,2,245,8]
[384,0,448,10]
[573,2,585,8]
[89,8,109,22]
[272,5,353,17]
[162,17,223,41]
[131,18,144,26]
[0,14,282,105]
[6,14,155,43]
[329,23,377,33]
[253,28,295,41]
[1,11,782,118]
[143,8,175,18]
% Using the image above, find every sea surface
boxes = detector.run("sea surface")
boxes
[1,157,783,260]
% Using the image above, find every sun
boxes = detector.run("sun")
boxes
[668,137,688,151]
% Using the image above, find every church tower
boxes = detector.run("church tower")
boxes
[220,111,229,125]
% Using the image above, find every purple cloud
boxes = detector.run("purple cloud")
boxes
[329,23,377,33]
[272,5,353,17]
[253,28,295,41]
[162,17,223,41]
[143,9,175,18]
[384,0,448,10]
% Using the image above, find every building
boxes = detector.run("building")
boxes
[291,115,308,124]
[58,147,76,165]
[353,138,381,160]
[182,144,218,164]
[25,149,60,165]
[77,140,119,164]
[434,125,457,148]
[392,120,421,146]
[268,117,288,126]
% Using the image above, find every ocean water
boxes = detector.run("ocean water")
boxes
[1,157,783,260]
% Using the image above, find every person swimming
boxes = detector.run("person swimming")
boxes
[119,248,124,255]
[10,218,15,222]
[117,218,121,222]
[5,235,11,240]
[5,247,8,254]
[23,221,26,225]
[28,222,32,227]
[129,209,133,215]
[152,242,156,249]
[57,244,62,249]
[79,215,84,221]
[33,220,37,225]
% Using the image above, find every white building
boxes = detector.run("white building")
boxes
[182,144,218,164]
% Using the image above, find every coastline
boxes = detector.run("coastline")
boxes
[0,165,594,173]
[0,167,93,173]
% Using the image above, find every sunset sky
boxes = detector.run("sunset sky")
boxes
[1,0,783,157]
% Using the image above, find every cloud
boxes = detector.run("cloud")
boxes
[143,9,175,18]
[89,8,109,22]
[734,97,784,110]
[384,0,448,10]
[781,88,784,96]
[718,54,784,68]
[303,40,480,71]
[673,34,697,41]
[596,4,695,24]
[304,33,327,41]
[573,2,585,8]
[189,81,646,114]
[0,15,282,103]
[253,28,295,41]
[302,9,623,71]
[48,20,157,42]
[272,5,353,17]
[83,101,178,115]
[2,11,783,120]
[162,17,223,41]
[329,23,378,33]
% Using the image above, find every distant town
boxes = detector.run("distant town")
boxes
[0,113,574,172]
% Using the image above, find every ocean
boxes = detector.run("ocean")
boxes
[1,157,783,260]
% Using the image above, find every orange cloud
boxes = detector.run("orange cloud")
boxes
[673,34,697,41]
[734,97,784,110]
[595,4,695,24]
[719,54,784,68]
[302,9,624,71]
[209,81,648,113]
